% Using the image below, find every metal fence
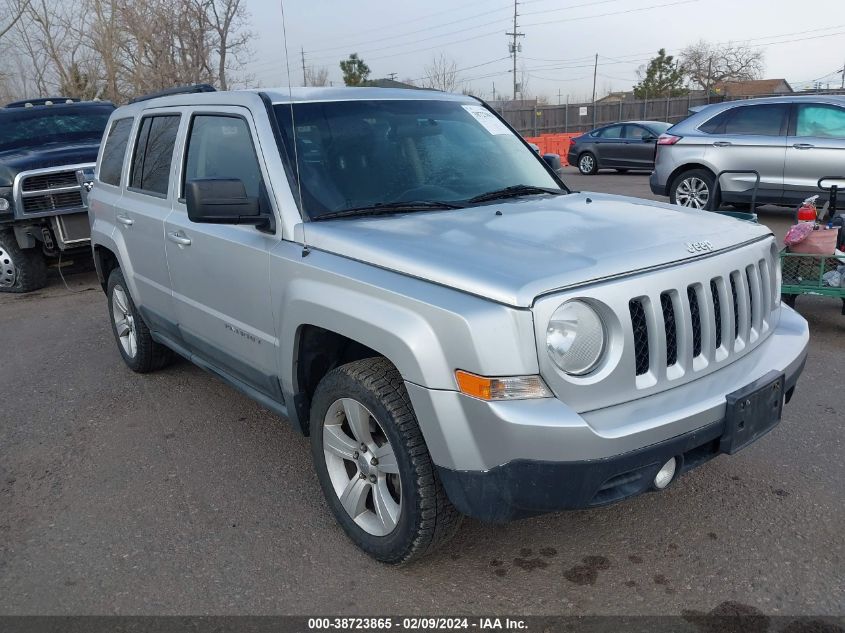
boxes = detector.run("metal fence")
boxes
[495,90,845,136]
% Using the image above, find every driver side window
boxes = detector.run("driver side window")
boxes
[183,114,263,199]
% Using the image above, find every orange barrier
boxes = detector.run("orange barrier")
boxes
[524,133,582,166]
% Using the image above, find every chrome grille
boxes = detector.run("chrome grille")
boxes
[21,171,78,192]
[15,167,89,218]
[627,255,776,386]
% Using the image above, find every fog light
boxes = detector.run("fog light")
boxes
[653,457,677,489]
[0,198,9,212]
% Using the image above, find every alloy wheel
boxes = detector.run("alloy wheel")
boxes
[322,397,402,537]
[579,154,595,174]
[111,285,138,358]
[0,244,16,288]
[675,176,710,209]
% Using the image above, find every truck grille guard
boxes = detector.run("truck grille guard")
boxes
[12,163,94,220]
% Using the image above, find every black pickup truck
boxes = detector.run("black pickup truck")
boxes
[0,97,114,292]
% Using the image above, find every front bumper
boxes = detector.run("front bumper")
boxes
[405,306,809,522]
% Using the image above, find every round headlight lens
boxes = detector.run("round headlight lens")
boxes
[546,300,606,375]
[0,198,9,212]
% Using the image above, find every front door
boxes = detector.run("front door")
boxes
[594,124,625,168]
[164,108,282,401]
[784,102,845,205]
[621,124,658,169]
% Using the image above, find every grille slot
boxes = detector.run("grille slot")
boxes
[687,286,702,358]
[629,299,650,376]
[660,292,678,366]
[711,279,722,349]
[21,171,78,191]
[730,274,740,341]
[22,191,84,213]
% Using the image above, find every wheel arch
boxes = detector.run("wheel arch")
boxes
[93,244,120,293]
[667,163,716,192]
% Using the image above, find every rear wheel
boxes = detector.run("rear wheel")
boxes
[107,267,173,372]
[310,357,462,564]
[577,152,598,175]
[0,232,47,293]
[670,168,718,210]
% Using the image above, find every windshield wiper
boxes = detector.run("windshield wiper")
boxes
[467,184,566,204]
[314,200,465,221]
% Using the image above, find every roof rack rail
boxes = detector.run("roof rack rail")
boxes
[129,83,217,104]
[5,97,79,108]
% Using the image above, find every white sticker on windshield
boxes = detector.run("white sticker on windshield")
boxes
[462,104,512,135]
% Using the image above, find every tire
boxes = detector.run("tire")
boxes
[577,152,598,175]
[0,231,47,293]
[670,168,718,210]
[310,357,462,564]
[106,267,173,373]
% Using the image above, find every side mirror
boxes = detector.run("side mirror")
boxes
[186,178,272,230]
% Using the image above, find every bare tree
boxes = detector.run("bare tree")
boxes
[422,53,459,92]
[679,40,765,92]
[203,0,252,91]
[0,0,30,41]
[305,66,329,87]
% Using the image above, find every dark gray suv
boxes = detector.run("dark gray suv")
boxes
[650,95,845,209]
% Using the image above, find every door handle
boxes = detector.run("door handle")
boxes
[116,213,134,226]
[713,141,732,147]
[792,143,814,150]
[167,231,192,247]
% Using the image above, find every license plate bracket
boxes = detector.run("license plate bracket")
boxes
[721,371,785,455]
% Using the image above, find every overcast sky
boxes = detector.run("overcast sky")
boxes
[244,0,845,102]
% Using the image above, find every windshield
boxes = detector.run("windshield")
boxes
[274,100,562,219]
[0,107,113,152]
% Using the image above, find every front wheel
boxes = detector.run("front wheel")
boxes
[577,152,598,175]
[0,232,47,293]
[310,357,462,564]
[670,169,718,210]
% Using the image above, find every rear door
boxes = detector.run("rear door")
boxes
[164,107,282,401]
[116,112,181,334]
[593,124,625,167]
[704,103,788,203]
[784,102,845,204]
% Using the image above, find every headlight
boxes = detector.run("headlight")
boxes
[0,187,12,214]
[546,300,606,375]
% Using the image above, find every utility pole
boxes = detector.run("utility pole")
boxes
[505,0,524,100]
[387,72,398,81]
[591,53,598,128]
[840,59,845,89]
[301,47,307,87]
[557,88,562,105]
[706,57,713,103]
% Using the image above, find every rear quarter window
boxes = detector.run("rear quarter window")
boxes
[99,118,133,187]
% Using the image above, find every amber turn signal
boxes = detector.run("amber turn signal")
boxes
[455,370,553,401]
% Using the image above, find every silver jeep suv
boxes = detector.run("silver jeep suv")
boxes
[89,86,809,563]
[650,95,845,209]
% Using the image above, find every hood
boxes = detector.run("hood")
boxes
[303,192,772,308]
[0,141,100,186]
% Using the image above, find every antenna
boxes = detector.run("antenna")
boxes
[280,0,308,256]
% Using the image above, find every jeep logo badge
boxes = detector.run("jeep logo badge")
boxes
[686,240,714,254]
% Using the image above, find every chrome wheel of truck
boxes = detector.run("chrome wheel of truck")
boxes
[0,241,16,288]
[310,357,462,564]
[0,232,47,293]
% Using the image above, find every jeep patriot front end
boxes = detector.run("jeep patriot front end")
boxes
[88,87,809,563]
